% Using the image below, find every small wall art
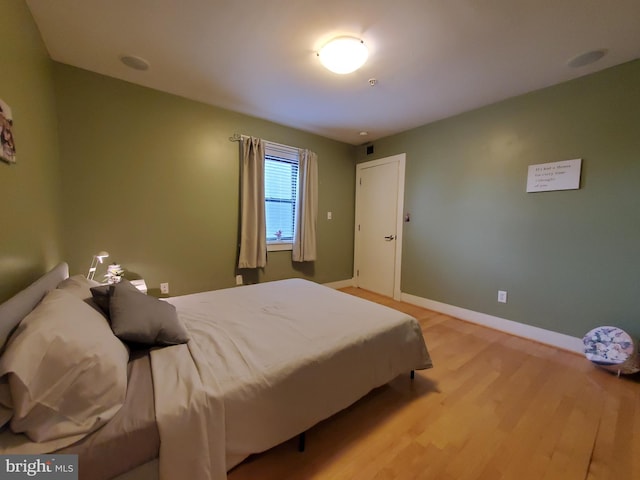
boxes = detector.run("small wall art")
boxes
[526,159,581,193]
[0,98,16,164]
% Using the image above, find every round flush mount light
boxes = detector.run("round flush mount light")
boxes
[318,36,368,74]
[567,49,607,68]
[120,54,150,71]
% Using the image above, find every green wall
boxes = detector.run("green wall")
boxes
[358,60,640,338]
[53,64,355,296]
[0,0,62,302]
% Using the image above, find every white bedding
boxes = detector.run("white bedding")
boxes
[151,279,432,480]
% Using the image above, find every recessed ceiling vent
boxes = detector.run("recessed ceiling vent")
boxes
[120,55,150,71]
[567,49,607,68]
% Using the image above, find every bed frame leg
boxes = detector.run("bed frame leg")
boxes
[410,370,415,380]
[298,432,306,452]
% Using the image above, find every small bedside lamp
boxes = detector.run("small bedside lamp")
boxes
[87,251,109,280]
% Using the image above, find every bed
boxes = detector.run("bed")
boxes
[0,263,432,479]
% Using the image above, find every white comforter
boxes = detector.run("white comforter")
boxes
[151,279,432,480]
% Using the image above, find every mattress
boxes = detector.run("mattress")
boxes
[152,279,432,478]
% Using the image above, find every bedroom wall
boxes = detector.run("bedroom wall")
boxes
[53,64,356,296]
[0,1,63,302]
[357,60,640,339]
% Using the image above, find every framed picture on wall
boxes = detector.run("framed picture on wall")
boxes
[0,98,16,164]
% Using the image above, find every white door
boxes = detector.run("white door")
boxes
[354,154,405,299]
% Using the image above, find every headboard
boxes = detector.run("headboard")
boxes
[0,262,69,351]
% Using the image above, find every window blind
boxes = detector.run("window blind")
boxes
[264,143,299,242]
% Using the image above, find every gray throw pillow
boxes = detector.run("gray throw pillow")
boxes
[108,279,189,346]
[90,284,111,317]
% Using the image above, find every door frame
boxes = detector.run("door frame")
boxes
[354,153,406,300]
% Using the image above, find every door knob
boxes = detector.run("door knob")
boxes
[384,235,395,241]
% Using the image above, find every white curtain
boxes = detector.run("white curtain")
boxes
[238,137,267,268]
[292,149,318,262]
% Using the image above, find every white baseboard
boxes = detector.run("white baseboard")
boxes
[401,292,584,354]
[324,278,355,289]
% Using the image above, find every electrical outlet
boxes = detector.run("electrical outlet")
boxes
[235,275,243,286]
[498,290,507,303]
[160,282,169,294]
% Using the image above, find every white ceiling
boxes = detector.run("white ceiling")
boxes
[26,0,640,145]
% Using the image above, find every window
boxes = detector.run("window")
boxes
[264,143,299,251]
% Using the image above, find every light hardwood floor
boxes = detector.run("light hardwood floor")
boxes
[228,287,640,480]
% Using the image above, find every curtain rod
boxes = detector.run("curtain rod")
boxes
[229,133,302,153]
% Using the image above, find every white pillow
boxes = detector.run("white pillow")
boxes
[0,289,128,442]
[56,274,101,300]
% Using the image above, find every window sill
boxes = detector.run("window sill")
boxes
[267,241,293,252]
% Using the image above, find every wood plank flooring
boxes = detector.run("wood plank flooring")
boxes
[228,287,640,480]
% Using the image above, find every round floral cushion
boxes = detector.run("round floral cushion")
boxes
[583,326,640,374]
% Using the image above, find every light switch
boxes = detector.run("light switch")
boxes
[327,211,332,220]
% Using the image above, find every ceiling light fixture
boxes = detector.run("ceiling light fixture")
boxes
[318,36,368,74]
